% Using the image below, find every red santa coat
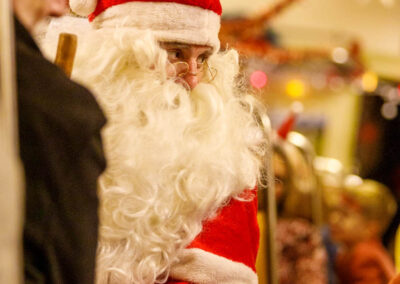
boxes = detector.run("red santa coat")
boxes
[168,189,259,284]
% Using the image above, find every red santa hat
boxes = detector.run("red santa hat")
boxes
[69,0,222,52]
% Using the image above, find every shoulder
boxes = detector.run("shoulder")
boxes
[16,39,106,148]
[352,241,387,259]
[16,40,98,110]
[350,240,394,272]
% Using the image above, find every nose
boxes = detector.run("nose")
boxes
[182,58,200,90]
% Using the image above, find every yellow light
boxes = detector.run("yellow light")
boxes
[361,71,378,93]
[286,79,306,98]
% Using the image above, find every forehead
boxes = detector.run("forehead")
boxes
[160,42,212,53]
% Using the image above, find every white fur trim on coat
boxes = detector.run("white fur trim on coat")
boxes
[91,2,221,52]
[170,248,258,284]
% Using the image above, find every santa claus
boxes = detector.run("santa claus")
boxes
[46,0,269,283]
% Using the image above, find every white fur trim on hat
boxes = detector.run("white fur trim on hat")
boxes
[91,2,221,52]
[69,0,98,17]
[170,248,258,284]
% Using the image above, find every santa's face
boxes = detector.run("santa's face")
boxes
[160,42,213,90]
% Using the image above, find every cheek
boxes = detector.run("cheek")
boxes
[166,64,176,78]
[199,70,205,81]
[165,65,187,89]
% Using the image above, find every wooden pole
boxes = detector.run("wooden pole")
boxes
[0,0,24,283]
[54,33,77,78]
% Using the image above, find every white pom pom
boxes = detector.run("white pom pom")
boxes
[69,0,98,16]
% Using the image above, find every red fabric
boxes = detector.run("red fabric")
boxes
[389,273,400,284]
[277,112,296,139]
[89,0,222,21]
[167,189,259,283]
[187,189,259,272]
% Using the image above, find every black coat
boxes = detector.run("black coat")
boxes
[15,18,107,284]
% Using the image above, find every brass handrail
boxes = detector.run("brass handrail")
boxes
[261,115,279,284]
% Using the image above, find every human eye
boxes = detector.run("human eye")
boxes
[167,49,183,62]
[197,54,208,64]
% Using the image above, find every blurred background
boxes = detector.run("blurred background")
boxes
[221,0,399,174]
[216,0,400,283]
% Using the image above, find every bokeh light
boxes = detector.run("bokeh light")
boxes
[387,87,398,101]
[381,102,398,120]
[381,0,395,7]
[344,175,363,187]
[361,71,378,93]
[398,83,400,98]
[331,47,349,64]
[250,70,268,89]
[286,79,306,98]
[291,101,304,114]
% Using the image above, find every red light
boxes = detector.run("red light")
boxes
[250,71,268,89]
[398,83,400,97]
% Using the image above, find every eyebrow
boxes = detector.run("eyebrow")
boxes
[160,42,213,54]
[161,42,191,49]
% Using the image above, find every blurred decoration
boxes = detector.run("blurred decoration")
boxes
[220,0,361,66]
[220,0,302,44]
[220,0,399,120]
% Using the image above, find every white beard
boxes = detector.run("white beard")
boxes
[69,27,267,284]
